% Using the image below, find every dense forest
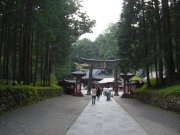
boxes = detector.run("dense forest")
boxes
[72,23,119,60]
[117,0,180,87]
[0,0,179,88]
[67,23,119,76]
[0,0,95,86]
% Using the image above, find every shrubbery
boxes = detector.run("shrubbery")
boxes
[0,84,62,114]
[134,80,180,113]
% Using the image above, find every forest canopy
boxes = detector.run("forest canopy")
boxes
[0,0,95,85]
[73,23,119,60]
[117,0,180,86]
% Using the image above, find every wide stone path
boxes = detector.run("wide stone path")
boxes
[0,95,90,135]
[65,96,148,135]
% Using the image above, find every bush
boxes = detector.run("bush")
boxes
[134,83,180,112]
[0,84,62,114]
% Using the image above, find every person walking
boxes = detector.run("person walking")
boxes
[96,87,101,101]
[106,86,111,101]
[91,86,97,105]
[103,86,107,96]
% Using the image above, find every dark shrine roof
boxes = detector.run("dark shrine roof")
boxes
[71,71,86,77]
[119,73,134,80]
[83,69,110,80]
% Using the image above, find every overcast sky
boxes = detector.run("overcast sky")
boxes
[79,0,123,41]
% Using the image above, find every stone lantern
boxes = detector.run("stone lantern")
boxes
[71,71,86,96]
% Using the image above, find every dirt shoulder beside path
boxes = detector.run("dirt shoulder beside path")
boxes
[0,95,90,135]
[114,96,180,135]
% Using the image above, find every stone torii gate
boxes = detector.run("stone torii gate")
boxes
[80,57,122,96]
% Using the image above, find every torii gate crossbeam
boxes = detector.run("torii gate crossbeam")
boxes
[80,57,127,96]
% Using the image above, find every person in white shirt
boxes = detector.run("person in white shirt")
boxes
[103,86,107,96]
[106,86,111,100]
[91,86,97,105]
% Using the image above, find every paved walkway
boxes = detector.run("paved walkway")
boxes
[0,95,90,135]
[65,96,148,135]
[114,96,180,135]
[1,93,179,135]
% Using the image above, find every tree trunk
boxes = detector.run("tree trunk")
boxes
[30,30,34,83]
[12,16,17,82]
[154,0,163,85]
[22,1,33,84]
[18,22,23,83]
[5,22,10,84]
[152,11,159,85]
[146,65,151,87]
[4,12,12,84]
[161,0,175,84]
[33,51,39,86]
[2,16,8,80]
[142,0,151,87]
[150,65,153,78]
[173,0,180,78]
[33,32,40,86]
[48,48,52,86]
[40,54,44,86]
[0,16,5,79]
[18,0,24,83]
[43,51,48,86]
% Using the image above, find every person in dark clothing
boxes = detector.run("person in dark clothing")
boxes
[96,87,101,101]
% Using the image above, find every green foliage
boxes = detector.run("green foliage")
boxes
[55,55,75,78]
[130,76,141,81]
[75,63,89,70]
[73,38,97,59]
[158,84,180,95]
[0,84,62,113]
[71,23,119,72]
[139,78,158,91]
[117,0,180,84]
[145,78,157,87]
[134,83,180,112]
[0,0,95,85]
[137,81,180,95]
[40,0,95,78]
[117,0,142,73]
[73,23,119,61]
[50,74,57,85]
[94,23,119,60]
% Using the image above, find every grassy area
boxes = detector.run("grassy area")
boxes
[158,83,180,95]
[138,77,179,92]
[134,80,180,112]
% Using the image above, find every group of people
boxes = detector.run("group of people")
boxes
[91,85,112,105]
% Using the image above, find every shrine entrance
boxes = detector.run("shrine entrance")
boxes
[80,57,122,96]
